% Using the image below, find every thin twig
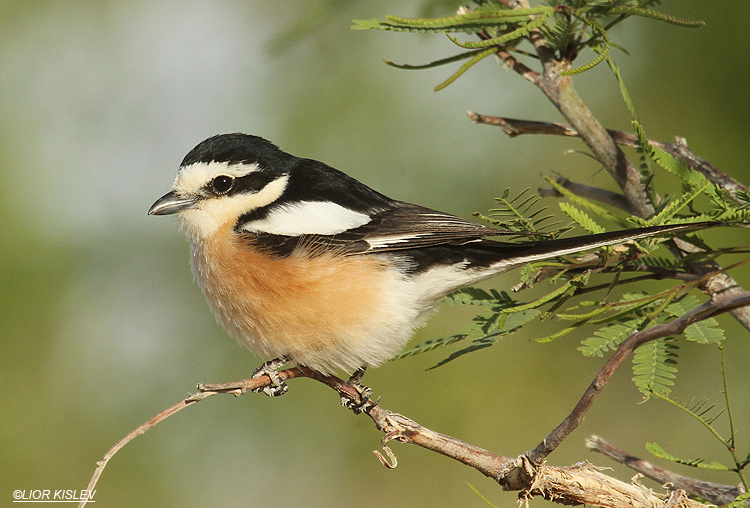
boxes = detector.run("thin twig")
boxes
[523,28,655,217]
[537,175,633,213]
[475,31,540,85]
[78,367,512,508]
[468,114,749,200]
[76,369,309,508]
[469,112,750,331]
[79,365,715,508]
[525,291,750,466]
[586,435,743,504]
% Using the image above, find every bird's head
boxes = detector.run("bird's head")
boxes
[148,133,299,242]
[149,133,392,243]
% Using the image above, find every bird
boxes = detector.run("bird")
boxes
[149,133,715,404]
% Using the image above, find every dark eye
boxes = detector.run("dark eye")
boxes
[211,175,234,194]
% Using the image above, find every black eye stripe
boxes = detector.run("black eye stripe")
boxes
[232,171,281,194]
[201,171,281,197]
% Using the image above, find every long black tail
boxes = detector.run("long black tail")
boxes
[488,221,718,271]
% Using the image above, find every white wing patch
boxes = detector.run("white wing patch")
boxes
[366,233,429,249]
[241,201,371,236]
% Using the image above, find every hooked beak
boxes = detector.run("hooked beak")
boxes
[148,191,199,215]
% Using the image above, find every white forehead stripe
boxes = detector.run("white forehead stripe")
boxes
[241,201,371,236]
[177,174,289,241]
[173,161,261,195]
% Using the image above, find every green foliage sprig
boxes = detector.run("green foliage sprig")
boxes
[354,1,704,91]
[361,0,747,499]
[394,76,748,372]
[396,152,747,381]
[644,348,749,491]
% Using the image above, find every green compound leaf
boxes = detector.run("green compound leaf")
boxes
[443,287,514,308]
[664,296,726,344]
[447,9,552,49]
[646,442,729,470]
[434,46,499,91]
[353,6,551,34]
[543,176,623,224]
[384,6,551,29]
[352,19,491,34]
[684,318,725,344]
[391,332,471,360]
[559,202,605,234]
[561,42,609,76]
[428,308,541,369]
[664,295,701,317]
[578,320,641,358]
[384,49,490,71]
[633,338,679,397]
[393,289,526,362]
[484,187,560,237]
[632,120,710,188]
[726,492,750,508]
[560,16,610,76]
[607,7,705,28]
[647,181,710,225]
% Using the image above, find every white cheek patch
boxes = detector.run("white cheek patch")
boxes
[241,201,371,236]
[173,161,261,195]
[178,174,290,241]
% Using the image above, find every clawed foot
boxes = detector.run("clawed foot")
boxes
[341,368,378,414]
[251,356,290,397]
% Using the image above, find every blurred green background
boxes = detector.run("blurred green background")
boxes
[1,1,748,507]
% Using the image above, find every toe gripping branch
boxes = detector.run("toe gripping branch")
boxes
[251,356,291,397]
[340,368,380,415]
[249,361,379,415]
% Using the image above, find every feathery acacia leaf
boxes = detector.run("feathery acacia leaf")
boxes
[579,320,641,357]
[633,338,678,397]
[544,176,623,224]
[434,46,498,91]
[684,319,724,344]
[384,49,492,70]
[447,10,552,49]
[560,15,611,76]
[385,7,551,29]
[559,202,606,234]
[607,7,705,28]
[428,309,541,368]
[646,442,729,470]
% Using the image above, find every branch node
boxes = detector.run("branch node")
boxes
[498,454,539,492]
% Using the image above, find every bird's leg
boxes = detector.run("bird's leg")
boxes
[251,356,291,397]
[341,367,377,414]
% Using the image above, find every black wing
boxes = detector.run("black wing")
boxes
[242,201,528,257]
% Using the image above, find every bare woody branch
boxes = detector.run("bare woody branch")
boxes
[468,112,750,331]
[520,29,655,218]
[475,13,750,339]
[80,284,749,508]
[467,114,749,200]
[79,363,729,508]
[537,175,634,213]
[525,291,750,466]
[586,435,744,505]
